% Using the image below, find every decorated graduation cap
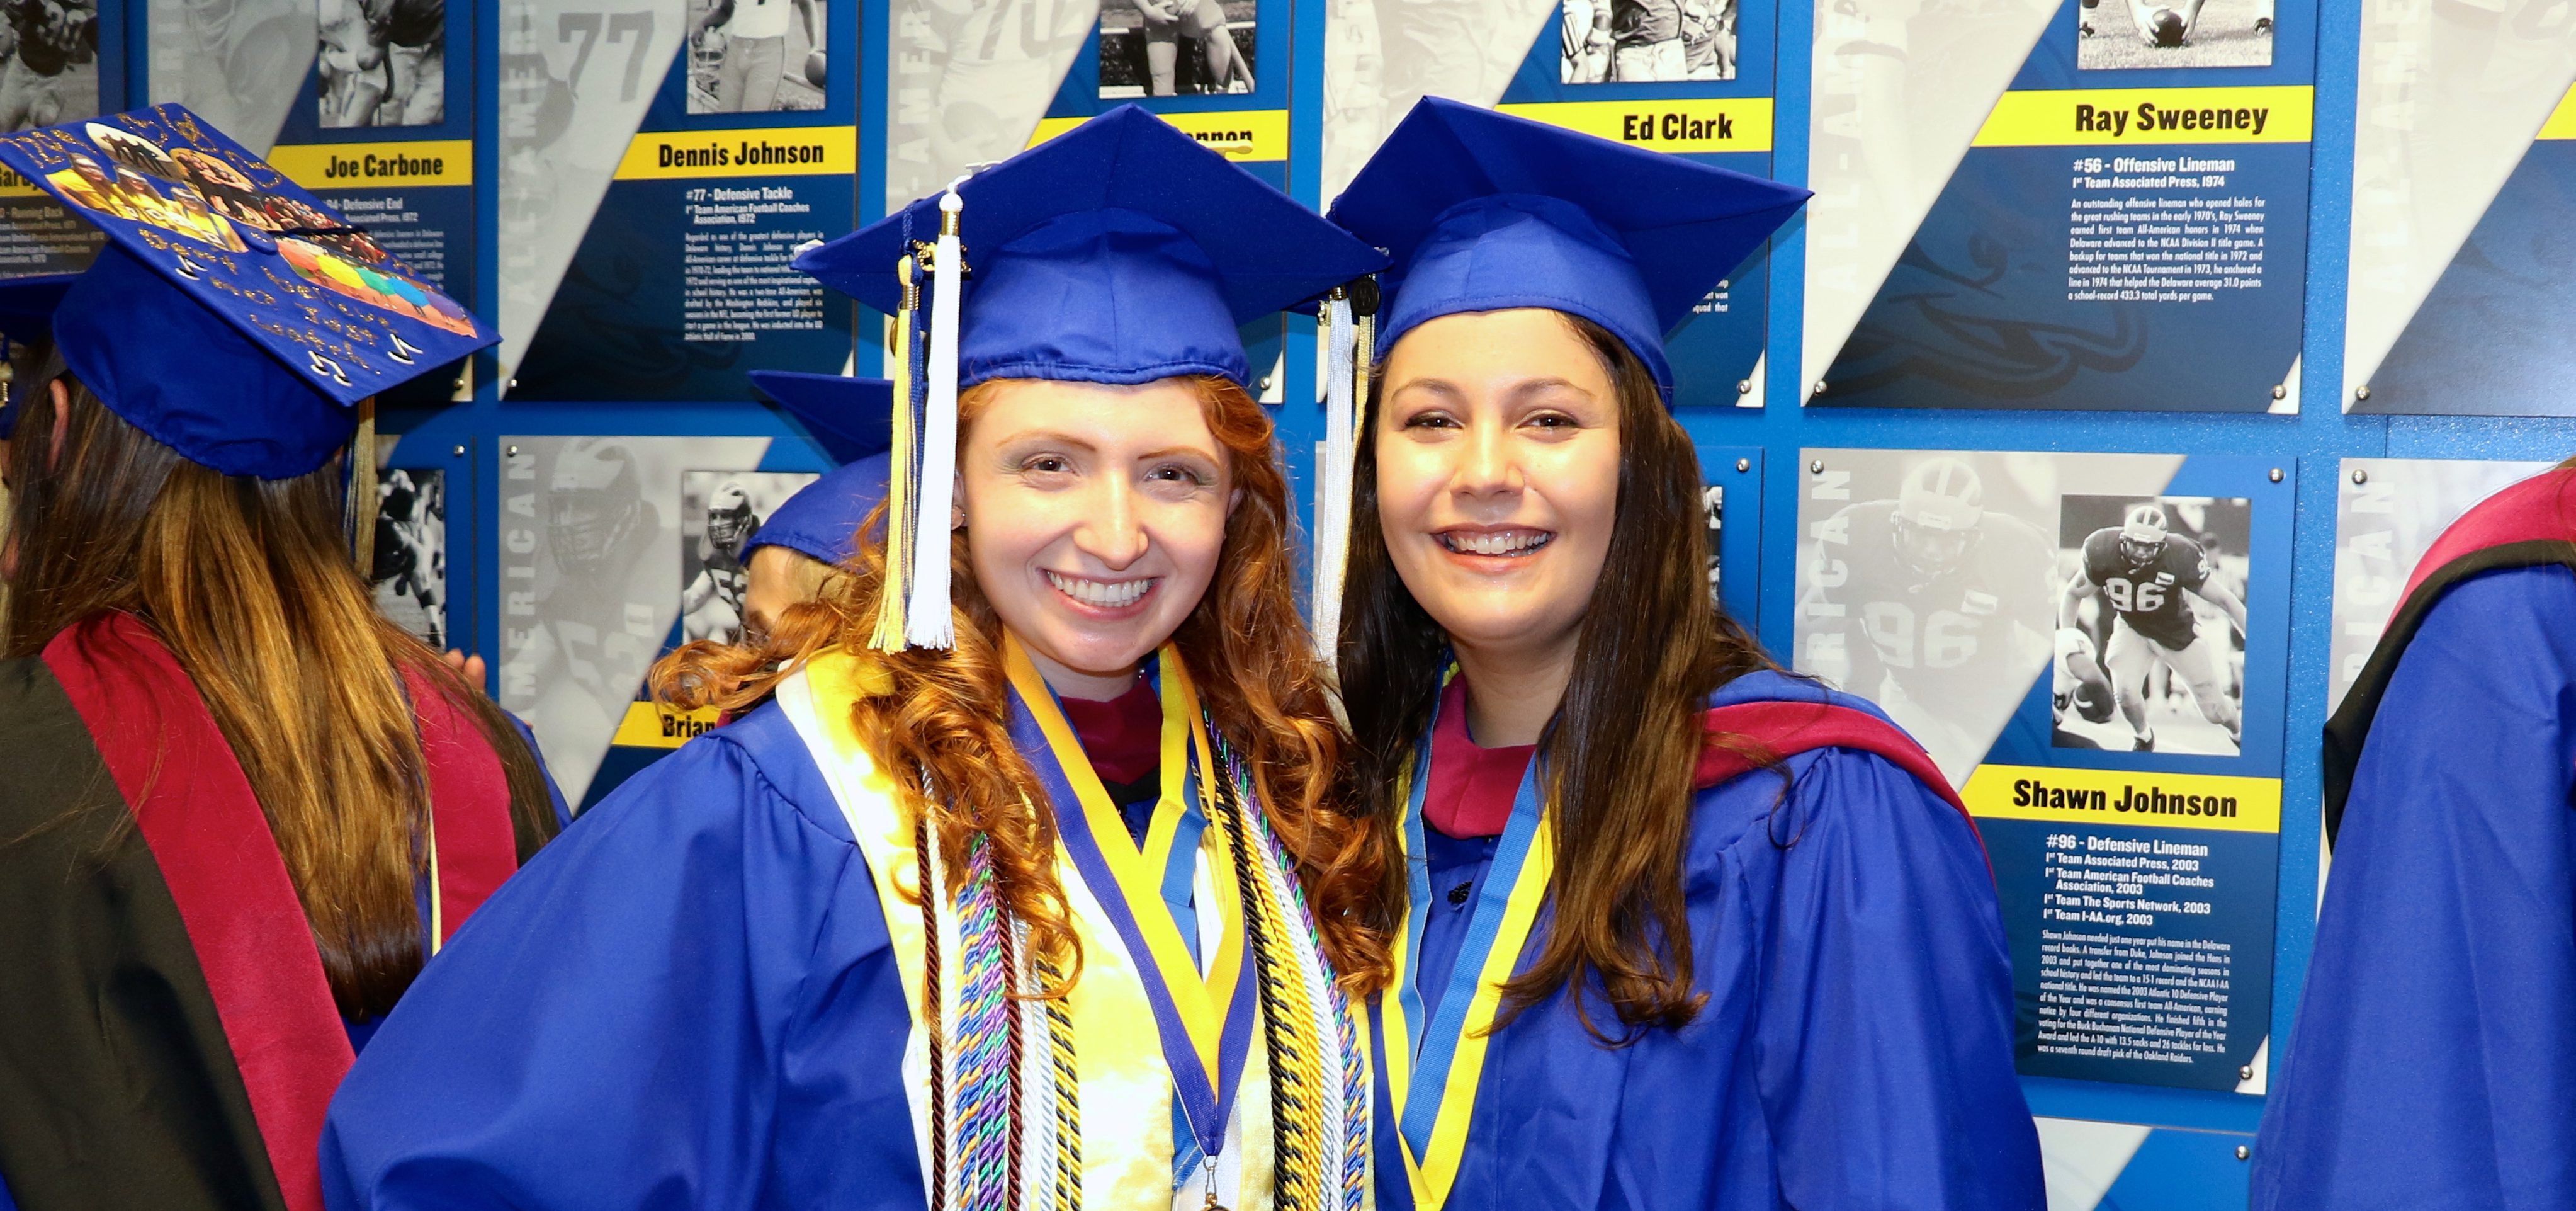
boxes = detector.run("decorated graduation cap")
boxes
[746,370,895,567]
[1302,97,1810,659]
[0,105,493,479]
[792,104,1385,650]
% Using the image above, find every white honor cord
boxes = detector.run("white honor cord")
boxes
[1312,295,1357,669]
[909,180,968,649]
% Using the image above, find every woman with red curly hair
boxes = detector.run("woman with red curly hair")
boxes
[322,109,1397,1211]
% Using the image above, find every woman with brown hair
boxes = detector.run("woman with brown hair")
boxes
[324,108,1394,1210]
[0,108,558,1211]
[1323,99,2042,1209]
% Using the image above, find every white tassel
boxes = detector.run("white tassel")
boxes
[1312,292,1358,669]
[907,180,969,649]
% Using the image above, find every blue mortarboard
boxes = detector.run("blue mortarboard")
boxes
[744,457,894,569]
[797,105,1384,388]
[749,369,894,465]
[0,105,494,477]
[1327,97,1810,399]
[791,108,1383,652]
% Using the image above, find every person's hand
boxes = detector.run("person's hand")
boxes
[444,649,489,691]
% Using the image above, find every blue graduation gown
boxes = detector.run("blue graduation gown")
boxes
[2253,566,2576,1210]
[320,703,927,1210]
[1381,672,2042,1210]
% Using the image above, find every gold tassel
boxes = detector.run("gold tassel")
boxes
[873,253,922,652]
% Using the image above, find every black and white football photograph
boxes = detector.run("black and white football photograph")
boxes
[1559,0,1735,84]
[1099,0,1255,96]
[370,465,447,648]
[319,0,446,127]
[1794,450,2060,787]
[2077,0,2272,69]
[687,0,828,113]
[2052,494,2251,756]
[0,0,99,132]
[1702,480,1724,600]
[679,470,816,645]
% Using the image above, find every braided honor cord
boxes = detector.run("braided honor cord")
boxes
[1209,727,1338,1211]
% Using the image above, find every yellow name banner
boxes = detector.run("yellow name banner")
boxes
[1028,110,1289,162]
[1974,86,2313,147]
[270,140,475,189]
[1497,98,1774,153]
[2539,82,2576,139]
[613,701,723,749]
[615,127,857,179]
[0,164,40,199]
[1962,763,2281,834]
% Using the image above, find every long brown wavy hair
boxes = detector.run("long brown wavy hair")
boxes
[4,358,561,1021]
[654,375,1398,994]
[1338,313,1775,1040]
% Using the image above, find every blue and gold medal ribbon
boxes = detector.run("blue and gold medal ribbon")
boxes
[1002,636,1258,1185]
[1373,684,1557,1211]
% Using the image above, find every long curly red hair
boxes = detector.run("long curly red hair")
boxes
[653,375,1396,994]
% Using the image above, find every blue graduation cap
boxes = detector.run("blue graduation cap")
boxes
[745,368,894,566]
[789,105,1384,650]
[743,457,893,569]
[0,105,494,478]
[1326,96,1809,399]
[749,369,893,466]
[796,104,1384,389]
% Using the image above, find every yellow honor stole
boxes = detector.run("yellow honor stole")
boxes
[1370,688,1556,1211]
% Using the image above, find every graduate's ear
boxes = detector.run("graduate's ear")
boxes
[1227,486,1243,517]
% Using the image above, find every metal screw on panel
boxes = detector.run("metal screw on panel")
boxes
[2235,1146,2251,1162]
[1736,379,1752,395]
[506,445,521,458]
[1812,380,1828,396]
[1257,375,1273,393]
[2351,469,2368,486]
[1735,457,1751,473]
[1809,458,1824,474]
[453,375,468,392]
[2270,384,2286,400]
[2239,1064,2256,1079]
[451,444,466,458]
[507,378,519,391]
[2268,467,2283,483]
[2354,385,2371,401]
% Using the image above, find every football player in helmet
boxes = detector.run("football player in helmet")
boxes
[681,480,763,643]
[1799,455,2055,783]
[546,438,645,576]
[2060,501,2249,752]
[2099,0,2265,48]
[509,439,666,775]
[0,0,96,132]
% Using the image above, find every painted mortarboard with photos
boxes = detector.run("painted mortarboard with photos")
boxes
[0,106,486,392]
